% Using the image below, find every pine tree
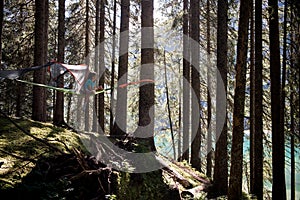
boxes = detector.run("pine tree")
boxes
[269,0,286,198]
[190,0,201,171]
[138,0,155,151]
[212,0,228,196]
[32,0,48,122]
[0,0,3,64]
[228,0,251,198]
[53,0,66,126]
[182,0,190,162]
[253,0,263,198]
[113,0,130,135]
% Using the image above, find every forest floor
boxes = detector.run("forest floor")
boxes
[0,116,211,199]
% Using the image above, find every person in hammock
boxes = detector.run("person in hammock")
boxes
[84,72,97,93]
[83,72,104,93]
[82,72,103,111]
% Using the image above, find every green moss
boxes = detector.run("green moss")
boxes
[0,116,85,189]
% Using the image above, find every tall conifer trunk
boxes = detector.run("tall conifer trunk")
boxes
[253,0,263,198]
[212,0,228,196]
[113,0,130,135]
[32,0,48,122]
[138,0,155,151]
[206,0,212,178]
[92,0,100,132]
[54,0,65,125]
[110,0,117,134]
[182,0,190,162]
[84,0,90,131]
[228,0,251,198]
[0,0,3,64]
[269,0,286,198]
[190,0,201,171]
[98,0,105,132]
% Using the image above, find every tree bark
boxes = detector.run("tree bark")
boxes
[182,0,190,162]
[268,0,286,197]
[290,92,295,200]
[92,0,100,132]
[84,0,90,131]
[0,0,3,64]
[206,0,212,178]
[253,0,263,198]
[138,0,155,151]
[32,0,47,122]
[110,0,117,134]
[98,0,105,132]
[190,0,201,172]
[228,0,251,199]
[54,0,65,126]
[113,0,130,136]
[212,0,228,196]
[249,0,255,194]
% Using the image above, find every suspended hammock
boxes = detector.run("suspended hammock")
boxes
[0,61,154,95]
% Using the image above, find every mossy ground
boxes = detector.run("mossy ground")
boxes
[0,116,212,199]
[0,116,84,189]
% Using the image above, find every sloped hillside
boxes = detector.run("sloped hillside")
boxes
[0,116,210,199]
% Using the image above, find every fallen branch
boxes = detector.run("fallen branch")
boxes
[157,156,191,188]
[181,185,206,198]
[70,167,111,181]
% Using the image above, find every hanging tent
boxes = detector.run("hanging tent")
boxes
[0,62,93,94]
[0,61,154,94]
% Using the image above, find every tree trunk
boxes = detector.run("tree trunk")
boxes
[138,0,155,151]
[253,0,264,198]
[164,50,176,159]
[0,0,3,64]
[54,0,65,126]
[190,0,201,172]
[84,0,90,132]
[110,0,117,134]
[206,0,212,178]
[32,0,47,122]
[113,0,130,136]
[228,0,251,199]
[98,0,105,133]
[268,0,286,197]
[92,0,100,132]
[249,0,255,194]
[290,92,295,200]
[212,0,228,196]
[182,0,190,162]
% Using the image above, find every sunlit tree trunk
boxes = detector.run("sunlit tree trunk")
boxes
[228,0,251,198]
[182,0,190,162]
[206,0,212,178]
